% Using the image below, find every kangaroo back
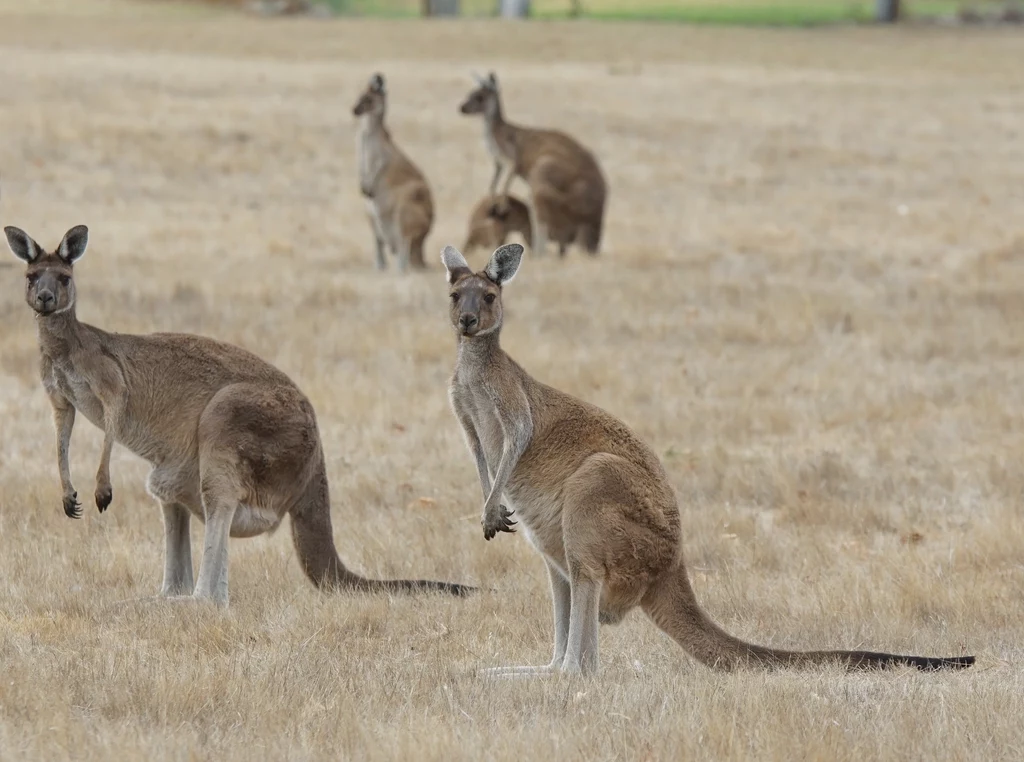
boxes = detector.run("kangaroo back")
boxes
[642,563,973,671]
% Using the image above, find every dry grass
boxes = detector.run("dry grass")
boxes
[0,3,1023,760]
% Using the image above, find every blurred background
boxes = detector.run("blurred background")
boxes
[226,0,1024,23]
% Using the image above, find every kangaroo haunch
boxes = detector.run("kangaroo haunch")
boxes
[442,242,973,676]
[6,223,473,606]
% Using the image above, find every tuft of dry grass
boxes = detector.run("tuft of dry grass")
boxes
[0,2,1022,760]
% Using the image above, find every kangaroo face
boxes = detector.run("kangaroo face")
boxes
[6,225,87,316]
[25,257,76,316]
[353,73,386,118]
[449,274,502,338]
[459,73,500,117]
[487,198,510,220]
[442,243,522,339]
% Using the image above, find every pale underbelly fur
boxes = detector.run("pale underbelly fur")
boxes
[229,503,284,537]
[364,198,390,249]
[503,484,567,572]
[146,461,284,538]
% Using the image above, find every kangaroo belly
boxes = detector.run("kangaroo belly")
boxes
[505,484,565,563]
[229,503,284,538]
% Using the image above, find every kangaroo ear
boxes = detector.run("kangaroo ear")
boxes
[441,245,472,285]
[487,71,498,89]
[57,225,89,264]
[370,73,386,94]
[484,243,523,286]
[4,226,42,263]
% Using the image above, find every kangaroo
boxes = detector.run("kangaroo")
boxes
[458,72,607,258]
[463,194,534,254]
[463,194,577,258]
[5,224,474,607]
[442,242,974,676]
[354,73,434,271]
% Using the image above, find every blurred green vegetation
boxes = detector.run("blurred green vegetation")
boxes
[319,0,972,24]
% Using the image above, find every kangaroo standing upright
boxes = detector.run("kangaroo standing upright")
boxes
[459,73,607,258]
[4,223,473,606]
[354,73,434,271]
[442,242,973,676]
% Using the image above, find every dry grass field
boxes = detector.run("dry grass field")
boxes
[1,2,1023,759]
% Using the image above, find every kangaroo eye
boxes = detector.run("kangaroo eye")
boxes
[58,275,71,286]
[450,293,460,303]
[26,273,39,284]
[484,293,496,305]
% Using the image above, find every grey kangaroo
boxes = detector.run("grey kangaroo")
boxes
[443,242,973,676]
[6,223,474,606]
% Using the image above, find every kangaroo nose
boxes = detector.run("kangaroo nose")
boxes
[37,291,55,308]
[459,314,478,331]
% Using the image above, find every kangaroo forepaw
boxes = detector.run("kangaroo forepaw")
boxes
[482,505,517,541]
[63,491,82,519]
[95,485,113,513]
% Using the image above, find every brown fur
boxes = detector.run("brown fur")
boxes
[459,73,607,258]
[462,194,537,254]
[354,73,434,271]
[441,242,973,676]
[5,224,473,606]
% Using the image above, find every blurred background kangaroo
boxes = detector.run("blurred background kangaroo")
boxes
[354,73,434,271]
[459,72,607,258]
[464,193,533,253]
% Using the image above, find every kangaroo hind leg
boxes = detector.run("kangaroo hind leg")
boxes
[192,383,320,607]
[480,558,570,679]
[193,460,241,606]
[160,502,195,596]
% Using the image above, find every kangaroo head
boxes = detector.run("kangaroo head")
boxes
[353,73,387,118]
[441,243,523,338]
[459,72,500,117]
[487,195,511,221]
[5,225,87,316]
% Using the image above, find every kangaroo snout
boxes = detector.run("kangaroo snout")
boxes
[459,314,479,332]
[36,290,55,311]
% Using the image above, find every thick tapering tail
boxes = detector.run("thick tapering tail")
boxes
[289,464,475,598]
[641,562,973,672]
[579,214,602,255]
[577,170,605,255]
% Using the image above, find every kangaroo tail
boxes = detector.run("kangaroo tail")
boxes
[641,562,973,672]
[290,463,474,598]
[579,211,602,255]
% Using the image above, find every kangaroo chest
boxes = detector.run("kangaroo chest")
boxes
[453,376,564,555]
[455,379,507,468]
[357,126,388,198]
[484,125,515,169]
[484,128,504,163]
[44,357,105,428]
